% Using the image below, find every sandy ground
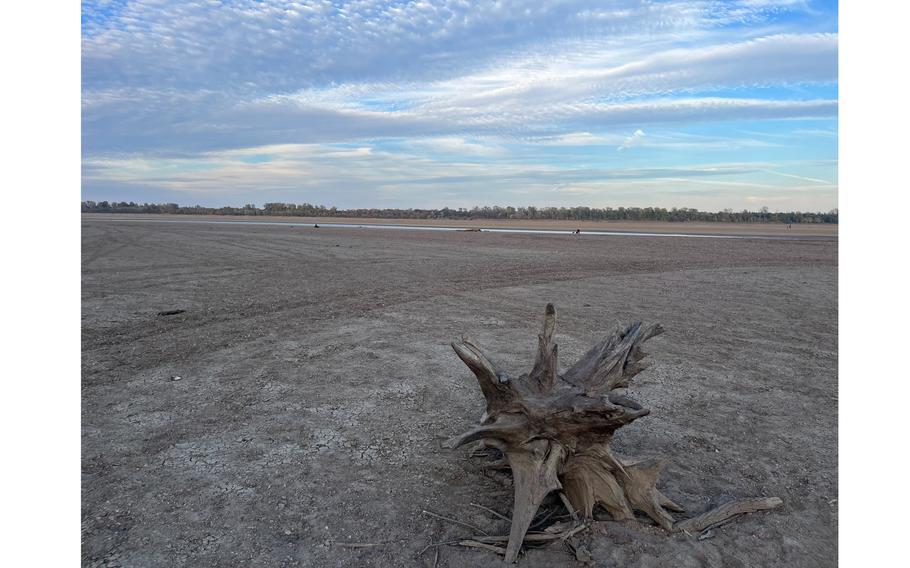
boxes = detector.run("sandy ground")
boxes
[81,213,838,238]
[82,218,837,567]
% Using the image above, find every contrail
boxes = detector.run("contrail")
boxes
[762,169,834,185]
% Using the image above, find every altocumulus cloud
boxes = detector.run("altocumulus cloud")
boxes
[82,0,839,211]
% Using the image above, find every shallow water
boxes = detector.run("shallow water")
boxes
[91,217,826,240]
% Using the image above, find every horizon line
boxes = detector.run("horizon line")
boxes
[81,200,838,218]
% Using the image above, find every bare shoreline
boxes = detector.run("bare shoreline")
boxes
[82,219,837,567]
[82,212,838,238]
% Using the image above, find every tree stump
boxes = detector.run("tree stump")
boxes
[445,304,781,563]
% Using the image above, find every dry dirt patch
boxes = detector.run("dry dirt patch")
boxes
[82,220,836,567]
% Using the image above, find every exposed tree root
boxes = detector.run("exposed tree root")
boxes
[444,304,782,563]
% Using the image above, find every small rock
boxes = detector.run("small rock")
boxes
[574,545,593,562]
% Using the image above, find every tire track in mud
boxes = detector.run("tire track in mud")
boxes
[82,223,145,268]
[81,222,837,395]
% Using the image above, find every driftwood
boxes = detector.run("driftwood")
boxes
[675,497,783,534]
[445,304,782,563]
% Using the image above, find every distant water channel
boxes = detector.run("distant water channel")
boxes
[93,217,828,241]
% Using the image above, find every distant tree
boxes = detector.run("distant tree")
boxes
[80,201,837,224]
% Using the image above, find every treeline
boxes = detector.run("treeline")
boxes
[81,201,838,224]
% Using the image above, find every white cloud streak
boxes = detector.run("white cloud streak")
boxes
[762,169,835,185]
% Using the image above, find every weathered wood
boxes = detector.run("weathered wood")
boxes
[469,502,511,523]
[528,303,557,392]
[675,497,783,534]
[502,439,566,563]
[471,523,589,544]
[458,540,507,555]
[445,304,782,563]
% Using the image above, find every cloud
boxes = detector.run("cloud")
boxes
[424,33,836,111]
[402,137,507,158]
[85,1,811,92]
[82,140,798,195]
[618,129,645,151]
[81,0,838,211]
[83,88,837,155]
[762,169,835,185]
[83,26,837,154]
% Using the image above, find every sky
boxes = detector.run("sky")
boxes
[81,0,838,211]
